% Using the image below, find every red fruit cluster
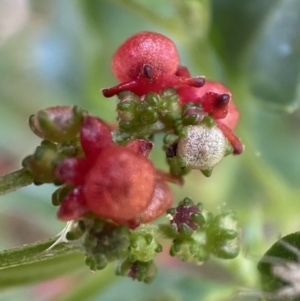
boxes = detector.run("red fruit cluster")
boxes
[102,31,243,154]
[55,115,174,227]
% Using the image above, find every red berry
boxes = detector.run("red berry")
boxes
[112,31,180,82]
[55,115,160,223]
[177,80,240,130]
[83,146,156,221]
[102,32,205,97]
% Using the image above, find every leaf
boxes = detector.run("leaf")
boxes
[210,0,278,66]
[246,0,300,110]
[257,232,300,300]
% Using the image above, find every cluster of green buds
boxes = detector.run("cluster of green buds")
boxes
[22,106,86,184]
[60,196,239,283]
[166,198,239,262]
[113,88,181,144]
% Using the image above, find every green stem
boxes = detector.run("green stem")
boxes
[0,236,81,269]
[0,237,84,289]
[0,168,33,196]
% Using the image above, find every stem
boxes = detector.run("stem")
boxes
[0,168,33,196]
[0,236,81,269]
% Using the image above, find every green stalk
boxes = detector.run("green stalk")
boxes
[0,168,33,196]
[0,237,84,289]
[0,236,81,269]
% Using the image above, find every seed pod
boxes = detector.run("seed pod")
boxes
[29,106,86,143]
[177,125,228,170]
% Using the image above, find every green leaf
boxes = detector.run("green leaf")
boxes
[246,0,300,110]
[258,232,300,300]
[210,0,277,67]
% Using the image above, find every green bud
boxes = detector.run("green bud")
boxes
[83,222,130,266]
[118,91,140,102]
[206,211,240,259]
[52,185,73,206]
[167,156,191,176]
[119,120,136,131]
[144,92,160,107]
[22,142,63,183]
[116,258,157,283]
[117,100,137,124]
[163,133,178,145]
[85,254,108,271]
[29,106,86,143]
[201,115,216,128]
[138,104,158,125]
[130,232,162,262]
[170,234,208,263]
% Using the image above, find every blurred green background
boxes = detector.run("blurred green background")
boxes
[0,0,300,300]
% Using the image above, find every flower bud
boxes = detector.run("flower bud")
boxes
[29,106,86,143]
[22,142,63,183]
[116,258,157,283]
[83,222,130,271]
[206,211,239,259]
[130,232,162,262]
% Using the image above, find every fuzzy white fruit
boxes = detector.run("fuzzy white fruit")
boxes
[177,125,227,170]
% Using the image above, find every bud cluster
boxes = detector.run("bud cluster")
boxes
[166,198,239,262]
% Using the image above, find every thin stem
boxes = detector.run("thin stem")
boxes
[0,168,33,196]
[0,236,81,269]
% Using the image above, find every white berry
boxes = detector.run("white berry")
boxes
[177,125,227,170]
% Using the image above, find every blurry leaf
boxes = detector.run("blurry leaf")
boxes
[210,0,278,67]
[246,0,300,110]
[171,0,210,41]
[0,253,83,289]
[55,264,116,301]
[258,232,300,300]
[95,266,230,301]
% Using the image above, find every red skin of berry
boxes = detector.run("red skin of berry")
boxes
[116,171,179,228]
[102,31,205,97]
[112,31,180,82]
[56,115,174,224]
[83,146,156,221]
[138,178,173,223]
[177,80,239,130]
